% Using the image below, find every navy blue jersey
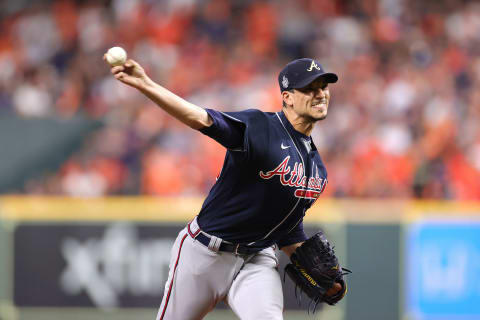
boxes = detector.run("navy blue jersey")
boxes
[198,109,328,249]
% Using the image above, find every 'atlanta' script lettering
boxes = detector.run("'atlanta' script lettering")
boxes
[259,156,327,199]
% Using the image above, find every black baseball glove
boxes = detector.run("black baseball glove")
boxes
[284,231,351,312]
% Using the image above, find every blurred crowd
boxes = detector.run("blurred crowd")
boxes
[1,0,480,199]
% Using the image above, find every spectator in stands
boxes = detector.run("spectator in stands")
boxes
[1,0,480,199]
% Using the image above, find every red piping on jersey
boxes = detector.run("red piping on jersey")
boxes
[159,233,188,320]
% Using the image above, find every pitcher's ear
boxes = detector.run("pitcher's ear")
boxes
[282,90,294,108]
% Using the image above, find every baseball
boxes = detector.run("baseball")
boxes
[326,282,342,296]
[105,46,127,66]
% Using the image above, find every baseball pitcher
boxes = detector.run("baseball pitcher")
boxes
[105,55,351,319]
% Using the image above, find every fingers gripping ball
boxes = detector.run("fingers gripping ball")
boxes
[105,46,127,66]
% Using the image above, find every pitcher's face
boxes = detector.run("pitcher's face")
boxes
[291,78,330,122]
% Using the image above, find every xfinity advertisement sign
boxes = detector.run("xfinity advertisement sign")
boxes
[14,223,178,308]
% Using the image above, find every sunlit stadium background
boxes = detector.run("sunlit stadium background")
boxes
[1,0,480,319]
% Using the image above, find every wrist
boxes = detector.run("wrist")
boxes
[138,76,156,92]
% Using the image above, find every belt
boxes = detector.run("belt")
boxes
[195,232,262,255]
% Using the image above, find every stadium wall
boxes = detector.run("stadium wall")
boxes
[1,197,479,320]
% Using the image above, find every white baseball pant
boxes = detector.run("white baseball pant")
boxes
[156,218,284,320]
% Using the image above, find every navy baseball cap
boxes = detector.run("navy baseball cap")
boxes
[278,58,338,92]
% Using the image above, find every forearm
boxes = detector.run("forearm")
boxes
[139,78,212,130]
[281,242,303,257]
[106,58,213,130]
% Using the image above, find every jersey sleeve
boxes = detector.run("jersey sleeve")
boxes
[276,221,308,249]
[198,109,247,151]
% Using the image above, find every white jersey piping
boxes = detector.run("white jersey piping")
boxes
[285,159,316,234]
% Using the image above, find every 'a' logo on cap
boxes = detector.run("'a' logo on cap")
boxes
[307,60,321,72]
[282,75,289,88]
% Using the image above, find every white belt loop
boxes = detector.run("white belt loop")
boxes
[207,235,222,252]
[188,216,224,253]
